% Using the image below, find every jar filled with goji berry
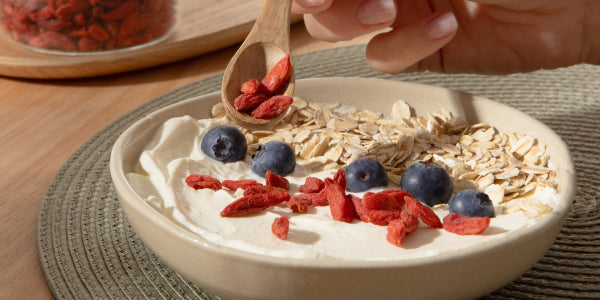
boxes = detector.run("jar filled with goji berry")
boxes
[0,0,177,54]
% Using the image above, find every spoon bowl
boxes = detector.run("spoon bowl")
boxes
[221,0,295,130]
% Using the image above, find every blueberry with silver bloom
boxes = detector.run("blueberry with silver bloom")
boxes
[449,189,495,218]
[201,125,247,162]
[251,141,296,177]
[345,157,388,192]
[400,161,454,206]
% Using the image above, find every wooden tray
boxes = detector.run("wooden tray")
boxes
[0,0,301,79]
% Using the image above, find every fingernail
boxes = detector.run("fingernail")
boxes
[297,0,326,7]
[357,0,396,25]
[425,12,458,39]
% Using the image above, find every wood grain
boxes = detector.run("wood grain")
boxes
[0,20,374,299]
[0,0,301,79]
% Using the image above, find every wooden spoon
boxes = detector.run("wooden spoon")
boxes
[221,0,295,131]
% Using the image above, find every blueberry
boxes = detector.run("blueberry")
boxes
[400,161,453,206]
[251,141,295,177]
[449,189,495,218]
[345,157,388,192]
[201,125,247,162]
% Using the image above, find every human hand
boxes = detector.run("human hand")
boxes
[292,0,599,74]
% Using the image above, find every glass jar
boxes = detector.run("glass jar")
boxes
[0,0,177,54]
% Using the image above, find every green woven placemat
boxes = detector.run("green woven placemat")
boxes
[39,44,600,299]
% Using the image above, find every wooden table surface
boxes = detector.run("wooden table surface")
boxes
[0,22,373,299]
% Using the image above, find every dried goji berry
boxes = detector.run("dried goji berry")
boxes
[105,37,116,50]
[88,23,110,42]
[443,213,490,235]
[104,19,120,37]
[361,192,403,211]
[78,37,103,51]
[37,6,55,20]
[241,78,260,95]
[3,3,16,16]
[11,23,37,43]
[220,194,272,217]
[99,0,123,8]
[37,19,71,31]
[259,55,292,95]
[324,178,354,223]
[28,31,77,51]
[387,219,406,247]
[404,196,443,228]
[265,170,289,190]
[92,6,104,17]
[251,95,293,119]
[221,179,262,191]
[367,209,400,226]
[67,27,89,38]
[310,189,329,206]
[100,1,138,20]
[333,169,347,191]
[378,189,409,206]
[263,189,291,206]
[185,174,222,191]
[272,216,289,240]
[287,194,313,213]
[149,0,165,12]
[243,184,286,197]
[299,176,325,193]
[147,22,170,38]
[400,210,420,235]
[118,11,139,40]
[73,13,86,26]
[55,1,88,21]
[234,93,268,112]
[220,190,290,217]
[136,12,157,30]
[242,185,266,196]
[349,194,368,222]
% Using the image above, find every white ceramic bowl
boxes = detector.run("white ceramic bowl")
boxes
[110,77,575,300]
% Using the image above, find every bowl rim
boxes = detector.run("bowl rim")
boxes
[110,77,576,269]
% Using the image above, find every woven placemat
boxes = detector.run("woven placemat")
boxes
[39,44,600,299]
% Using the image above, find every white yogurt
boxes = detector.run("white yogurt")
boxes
[127,115,559,261]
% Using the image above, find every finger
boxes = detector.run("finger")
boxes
[366,11,458,73]
[303,0,397,42]
[291,0,334,14]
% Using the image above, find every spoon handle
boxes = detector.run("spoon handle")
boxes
[245,0,293,52]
